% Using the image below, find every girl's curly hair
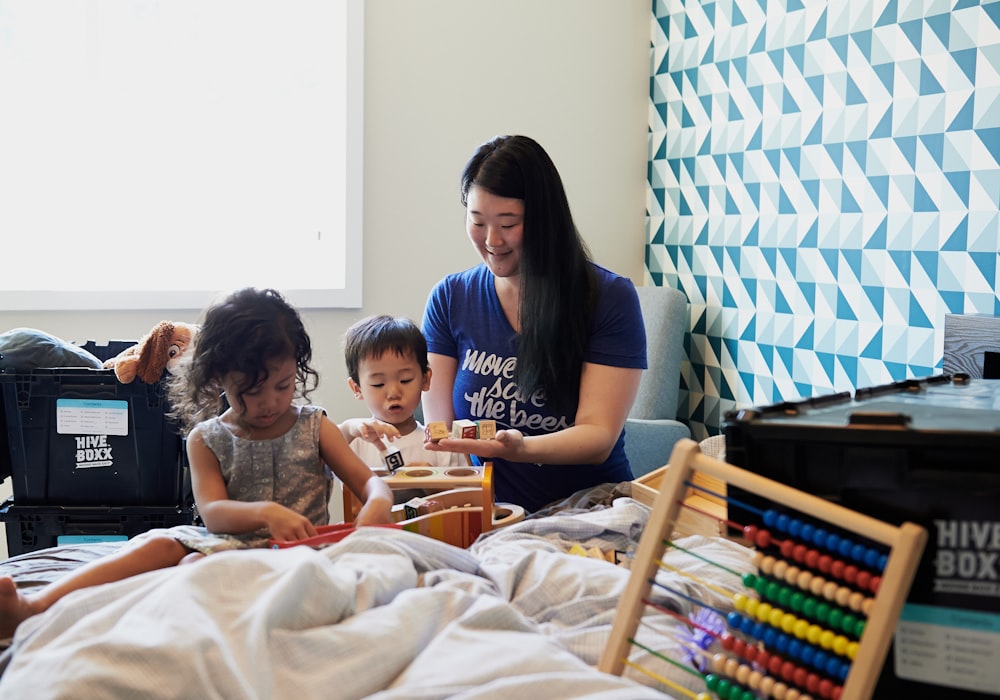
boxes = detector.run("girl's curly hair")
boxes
[167,287,318,435]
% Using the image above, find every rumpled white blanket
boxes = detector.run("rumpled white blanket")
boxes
[0,497,753,699]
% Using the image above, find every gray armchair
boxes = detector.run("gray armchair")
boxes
[624,285,691,477]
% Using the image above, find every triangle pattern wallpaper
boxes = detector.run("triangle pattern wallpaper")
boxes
[647,0,1000,439]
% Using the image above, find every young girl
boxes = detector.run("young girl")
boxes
[0,287,394,638]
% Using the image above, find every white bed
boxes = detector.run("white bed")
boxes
[0,488,754,699]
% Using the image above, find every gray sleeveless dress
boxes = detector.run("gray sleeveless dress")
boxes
[167,404,334,553]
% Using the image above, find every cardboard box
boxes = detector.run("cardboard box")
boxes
[723,375,1000,698]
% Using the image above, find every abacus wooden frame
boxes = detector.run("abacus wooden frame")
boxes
[599,438,927,700]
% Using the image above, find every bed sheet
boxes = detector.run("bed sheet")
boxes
[0,496,753,699]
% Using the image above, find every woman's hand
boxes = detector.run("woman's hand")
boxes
[263,502,318,542]
[425,429,525,460]
[425,364,641,467]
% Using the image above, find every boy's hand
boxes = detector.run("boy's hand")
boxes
[355,419,401,445]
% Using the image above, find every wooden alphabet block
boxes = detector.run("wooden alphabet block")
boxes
[382,446,404,473]
[476,419,497,439]
[424,421,449,442]
[451,419,478,439]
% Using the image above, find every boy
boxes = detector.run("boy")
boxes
[339,315,469,474]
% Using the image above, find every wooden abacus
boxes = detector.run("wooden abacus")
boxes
[600,438,927,700]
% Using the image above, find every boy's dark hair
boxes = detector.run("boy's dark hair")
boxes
[344,315,428,382]
[168,287,318,434]
[460,134,595,415]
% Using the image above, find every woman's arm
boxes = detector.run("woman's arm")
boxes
[422,352,458,425]
[188,427,321,541]
[427,362,642,465]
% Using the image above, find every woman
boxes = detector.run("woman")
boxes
[421,135,646,513]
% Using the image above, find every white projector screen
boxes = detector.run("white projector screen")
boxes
[0,0,363,310]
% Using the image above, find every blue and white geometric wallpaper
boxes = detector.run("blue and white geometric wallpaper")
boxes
[647,0,1000,439]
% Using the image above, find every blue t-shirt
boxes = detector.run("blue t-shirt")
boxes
[422,263,646,512]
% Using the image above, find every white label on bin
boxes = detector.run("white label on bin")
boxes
[56,398,128,436]
[895,603,1000,693]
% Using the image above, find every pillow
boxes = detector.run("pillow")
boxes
[0,328,104,370]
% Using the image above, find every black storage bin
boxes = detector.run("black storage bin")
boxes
[0,499,194,556]
[723,375,1000,699]
[0,339,189,507]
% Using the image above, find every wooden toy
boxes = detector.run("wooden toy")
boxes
[476,419,497,439]
[394,489,523,547]
[424,421,449,442]
[398,485,522,525]
[270,493,524,551]
[567,543,617,563]
[451,419,478,439]
[382,445,404,473]
[600,438,927,700]
[395,506,488,548]
[343,462,519,538]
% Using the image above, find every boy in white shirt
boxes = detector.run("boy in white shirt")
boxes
[339,315,468,473]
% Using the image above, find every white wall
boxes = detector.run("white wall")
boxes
[0,0,650,424]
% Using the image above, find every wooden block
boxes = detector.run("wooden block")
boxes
[476,419,497,439]
[424,421,449,442]
[402,495,444,519]
[382,447,404,473]
[451,419,478,439]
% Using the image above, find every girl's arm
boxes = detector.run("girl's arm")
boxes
[319,416,394,526]
[427,363,642,466]
[422,352,457,424]
[187,427,319,541]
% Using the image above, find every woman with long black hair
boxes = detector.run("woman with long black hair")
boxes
[421,135,647,513]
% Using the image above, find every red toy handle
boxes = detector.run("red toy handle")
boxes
[269,522,402,549]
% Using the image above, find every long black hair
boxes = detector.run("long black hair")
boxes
[168,287,318,434]
[460,135,596,415]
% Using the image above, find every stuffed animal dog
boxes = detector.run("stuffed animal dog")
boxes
[103,321,198,384]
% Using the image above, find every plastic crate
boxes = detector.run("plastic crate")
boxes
[0,339,190,507]
[0,499,195,557]
[723,375,1000,699]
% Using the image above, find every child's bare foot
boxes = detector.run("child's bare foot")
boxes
[0,576,41,639]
